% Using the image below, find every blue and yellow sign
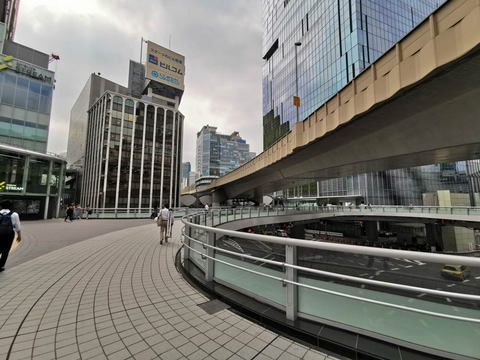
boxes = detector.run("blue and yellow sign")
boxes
[145,41,185,91]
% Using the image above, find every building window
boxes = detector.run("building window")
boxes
[27,158,49,193]
[0,153,24,192]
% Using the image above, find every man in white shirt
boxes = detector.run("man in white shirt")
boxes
[157,204,170,245]
[204,204,209,212]
[0,200,22,272]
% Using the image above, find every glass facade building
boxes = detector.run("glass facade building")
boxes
[196,126,255,178]
[0,68,52,152]
[262,0,441,148]
[0,143,65,219]
[286,161,480,206]
[81,92,184,210]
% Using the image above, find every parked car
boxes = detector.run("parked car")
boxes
[441,264,470,281]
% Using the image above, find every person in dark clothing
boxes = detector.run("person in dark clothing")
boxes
[0,200,22,272]
[64,205,74,222]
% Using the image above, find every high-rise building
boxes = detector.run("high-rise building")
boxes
[0,32,55,152]
[262,0,480,206]
[67,73,131,169]
[0,0,20,42]
[262,0,441,148]
[181,162,191,181]
[0,0,66,219]
[72,41,185,210]
[196,125,255,178]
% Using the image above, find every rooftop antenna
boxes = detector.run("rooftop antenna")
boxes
[140,37,147,63]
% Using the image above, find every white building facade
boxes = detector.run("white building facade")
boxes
[80,91,183,210]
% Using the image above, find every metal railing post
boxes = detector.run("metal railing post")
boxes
[205,231,215,282]
[285,244,297,321]
[184,225,191,260]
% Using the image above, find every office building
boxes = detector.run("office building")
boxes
[74,41,185,210]
[67,73,131,168]
[0,30,55,152]
[0,0,66,219]
[196,125,255,178]
[286,161,477,206]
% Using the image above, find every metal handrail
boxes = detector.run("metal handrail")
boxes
[184,233,480,301]
[183,241,480,323]
[182,215,480,267]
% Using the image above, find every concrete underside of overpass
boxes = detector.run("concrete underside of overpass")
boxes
[212,46,480,201]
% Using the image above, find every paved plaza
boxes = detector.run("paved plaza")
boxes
[0,221,338,360]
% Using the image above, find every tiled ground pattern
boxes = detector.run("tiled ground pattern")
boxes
[7,219,152,268]
[0,222,337,360]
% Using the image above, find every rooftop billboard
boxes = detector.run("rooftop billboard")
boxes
[145,40,185,91]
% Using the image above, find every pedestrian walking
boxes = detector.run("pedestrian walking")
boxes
[0,200,22,272]
[75,203,82,220]
[65,205,74,222]
[156,204,170,245]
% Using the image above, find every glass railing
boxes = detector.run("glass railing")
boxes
[181,207,480,359]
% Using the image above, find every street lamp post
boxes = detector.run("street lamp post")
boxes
[294,42,302,124]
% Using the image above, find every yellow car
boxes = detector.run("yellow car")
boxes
[441,264,471,281]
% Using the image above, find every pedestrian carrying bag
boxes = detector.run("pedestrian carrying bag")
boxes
[0,211,14,236]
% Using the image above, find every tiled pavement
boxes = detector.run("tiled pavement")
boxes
[0,222,338,360]
[7,219,152,268]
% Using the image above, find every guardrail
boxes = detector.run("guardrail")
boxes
[86,207,196,219]
[84,204,480,220]
[180,207,480,359]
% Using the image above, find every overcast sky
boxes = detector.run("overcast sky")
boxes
[15,0,264,171]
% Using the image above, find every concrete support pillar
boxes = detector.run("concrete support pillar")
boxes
[43,160,53,220]
[212,190,226,207]
[425,223,442,252]
[285,244,297,321]
[365,221,377,243]
[253,191,263,206]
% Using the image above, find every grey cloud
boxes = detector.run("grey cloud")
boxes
[15,0,263,169]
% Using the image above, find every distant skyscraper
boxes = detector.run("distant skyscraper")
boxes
[196,126,255,178]
[182,162,191,181]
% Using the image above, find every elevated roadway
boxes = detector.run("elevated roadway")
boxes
[211,205,480,230]
[192,0,480,204]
